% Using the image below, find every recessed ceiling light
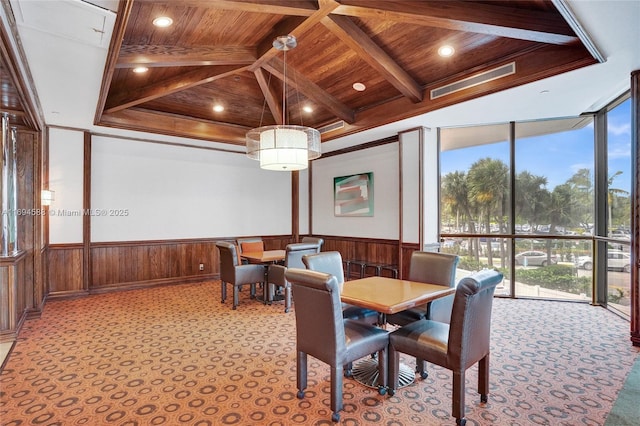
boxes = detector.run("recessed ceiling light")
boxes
[153,16,173,27]
[353,82,366,92]
[213,105,224,112]
[438,45,455,57]
[303,105,313,113]
[132,66,148,73]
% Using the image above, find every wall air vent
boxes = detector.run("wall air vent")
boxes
[318,120,345,134]
[430,62,516,100]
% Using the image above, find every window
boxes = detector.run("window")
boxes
[605,98,632,317]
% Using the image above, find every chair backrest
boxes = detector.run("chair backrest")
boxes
[408,251,459,287]
[237,238,264,254]
[216,241,238,281]
[447,269,503,369]
[285,268,345,364]
[285,242,322,269]
[301,251,345,287]
[301,236,324,249]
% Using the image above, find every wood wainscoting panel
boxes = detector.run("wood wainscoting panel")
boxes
[48,244,84,297]
[316,236,416,279]
[0,251,31,342]
[90,239,219,291]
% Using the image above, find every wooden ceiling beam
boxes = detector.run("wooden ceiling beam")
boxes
[94,0,133,125]
[250,0,341,72]
[104,65,247,113]
[333,0,578,45]
[254,67,283,125]
[134,0,318,16]
[116,45,257,68]
[263,57,355,124]
[98,107,249,145]
[322,14,423,103]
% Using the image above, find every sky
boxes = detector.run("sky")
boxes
[440,99,632,193]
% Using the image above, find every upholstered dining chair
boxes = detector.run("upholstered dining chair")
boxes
[387,269,503,426]
[266,242,321,312]
[301,236,324,250]
[284,268,389,423]
[302,251,379,326]
[386,251,459,377]
[216,241,265,310]
[235,237,264,265]
[236,237,264,252]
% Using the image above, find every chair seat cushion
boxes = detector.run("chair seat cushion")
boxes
[387,306,426,326]
[343,319,389,361]
[390,319,449,367]
[342,304,378,323]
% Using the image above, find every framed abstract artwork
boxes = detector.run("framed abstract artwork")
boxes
[334,172,374,217]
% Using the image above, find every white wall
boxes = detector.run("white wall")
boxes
[311,143,399,239]
[48,128,84,244]
[47,129,294,243]
[90,136,293,242]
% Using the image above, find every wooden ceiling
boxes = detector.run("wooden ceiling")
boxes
[91,0,598,147]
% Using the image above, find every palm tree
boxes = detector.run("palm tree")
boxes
[607,171,629,233]
[467,158,509,267]
[515,171,549,231]
[442,171,479,260]
[566,168,594,231]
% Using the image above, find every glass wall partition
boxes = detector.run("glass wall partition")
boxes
[441,118,596,302]
[605,98,632,317]
[512,117,595,301]
[439,97,632,317]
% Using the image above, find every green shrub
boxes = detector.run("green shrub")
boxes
[458,257,487,272]
[517,264,589,294]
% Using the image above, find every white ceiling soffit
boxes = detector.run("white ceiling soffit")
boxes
[12,0,115,49]
[440,116,593,151]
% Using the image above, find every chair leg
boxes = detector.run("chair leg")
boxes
[344,362,353,377]
[296,351,307,398]
[387,345,400,395]
[263,282,269,305]
[478,354,489,402]
[250,283,256,299]
[232,286,239,310]
[284,285,291,313]
[221,281,227,303]
[416,358,428,379]
[330,364,344,422]
[452,369,466,424]
[377,348,388,394]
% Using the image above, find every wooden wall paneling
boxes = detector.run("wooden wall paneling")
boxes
[83,132,91,291]
[89,239,220,291]
[0,255,27,342]
[0,266,12,336]
[47,245,84,296]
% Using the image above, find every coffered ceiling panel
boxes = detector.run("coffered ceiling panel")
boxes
[89,1,599,146]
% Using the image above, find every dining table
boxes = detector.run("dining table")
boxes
[241,250,286,303]
[241,250,286,264]
[340,276,456,388]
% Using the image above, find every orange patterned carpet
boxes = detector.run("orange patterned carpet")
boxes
[1,281,638,425]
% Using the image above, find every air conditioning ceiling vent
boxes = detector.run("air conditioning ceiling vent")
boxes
[431,62,516,100]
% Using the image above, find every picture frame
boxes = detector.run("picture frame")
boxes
[334,172,374,217]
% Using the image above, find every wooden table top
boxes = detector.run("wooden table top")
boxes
[340,276,455,315]
[241,250,286,263]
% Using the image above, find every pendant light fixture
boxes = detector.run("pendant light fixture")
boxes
[246,35,321,171]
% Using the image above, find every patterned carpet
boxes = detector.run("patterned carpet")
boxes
[1,281,638,425]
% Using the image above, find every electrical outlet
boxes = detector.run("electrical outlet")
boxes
[199,263,204,271]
